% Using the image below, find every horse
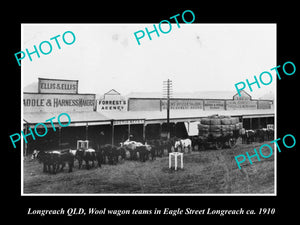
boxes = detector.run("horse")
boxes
[116,146,126,161]
[146,139,163,157]
[158,139,174,155]
[174,138,192,153]
[246,130,255,144]
[32,149,74,174]
[136,145,149,162]
[120,140,144,160]
[100,144,126,165]
[144,142,158,160]
[75,148,97,170]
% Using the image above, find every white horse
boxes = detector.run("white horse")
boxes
[174,138,192,153]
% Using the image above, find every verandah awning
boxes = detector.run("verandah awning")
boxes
[23,111,111,128]
[23,108,275,128]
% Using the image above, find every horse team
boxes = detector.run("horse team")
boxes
[31,137,192,174]
[241,128,274,144]
[31,128,273,174]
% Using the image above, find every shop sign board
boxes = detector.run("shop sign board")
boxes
[257,100,272,109]
[23,93,95,112]
[38,78,78,94]
[161,99,203,110]
[204,100,225,110]
[113,119,145,126]
[226,100,258,110]
[97,89,127,111]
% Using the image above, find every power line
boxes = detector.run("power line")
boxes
[163,79,173,139]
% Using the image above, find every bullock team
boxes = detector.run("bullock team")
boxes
[31,137,192,174]
[31,127,273,174]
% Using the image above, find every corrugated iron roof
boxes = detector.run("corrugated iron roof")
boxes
[101,109,274,122]
[23,109,274,125]
[126,91,237,100]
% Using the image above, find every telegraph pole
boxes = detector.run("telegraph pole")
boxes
[163,79,173,139]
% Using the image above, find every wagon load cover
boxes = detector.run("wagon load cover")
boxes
[198,115,242,138]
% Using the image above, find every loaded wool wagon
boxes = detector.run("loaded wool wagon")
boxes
[195,115,243,150]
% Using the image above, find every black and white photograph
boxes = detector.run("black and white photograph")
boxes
[20,23,276,195]
[4,4,299,221]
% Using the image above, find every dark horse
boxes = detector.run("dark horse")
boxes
[32,150,74,174]
[100,144,126,165]
[75,148,97,170]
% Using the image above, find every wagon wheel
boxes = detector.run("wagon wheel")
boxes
[228,138,237,148]
[215,141,223,150]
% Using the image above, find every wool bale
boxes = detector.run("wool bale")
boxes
[198,124,209,131]
[221,115,231,119]
[222,130,233,136]
[209,125,222,132]
[208,114,219,118]
[209,131,222,138]
[201,118,211,125]
[198,130,209,137]
[230,118,236,125]
[235,122,243,130]
[234,123,239,130]
[231,117,239,124]
[221,129,228,135]
[221,124,230,131]
[210,118,221,125]
[229,124,236,131]
[221,118,232,125]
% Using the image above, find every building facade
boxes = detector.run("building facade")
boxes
[22,78,274,154]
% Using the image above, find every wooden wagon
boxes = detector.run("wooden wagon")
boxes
[193,115,242,150]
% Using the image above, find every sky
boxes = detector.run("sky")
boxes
[22,23,276,99]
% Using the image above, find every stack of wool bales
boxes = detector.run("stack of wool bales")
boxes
[198,115,242,138]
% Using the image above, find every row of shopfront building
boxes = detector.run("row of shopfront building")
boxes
[23,78,275,154]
